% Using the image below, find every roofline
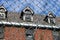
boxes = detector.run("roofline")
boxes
[0,21,60,29]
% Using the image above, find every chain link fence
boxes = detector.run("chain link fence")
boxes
[0,0,60,40]
[0,0,60,16]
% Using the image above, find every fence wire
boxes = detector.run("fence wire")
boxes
[0,0,60,16]
[0,0,60,40]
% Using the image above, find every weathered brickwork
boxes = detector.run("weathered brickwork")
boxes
[4,26,55,40]
[34,29,54,40]
[4,27,26,40]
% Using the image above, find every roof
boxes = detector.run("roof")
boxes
[0,12,60,28]
[8,12,60,25]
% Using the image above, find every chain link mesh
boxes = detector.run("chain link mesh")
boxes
[0,0,60,16]
[0,0,60,40]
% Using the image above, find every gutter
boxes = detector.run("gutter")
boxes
[0,21,60,29]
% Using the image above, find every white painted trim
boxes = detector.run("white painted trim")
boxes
[0,21,60,29]
[23,15,26,21]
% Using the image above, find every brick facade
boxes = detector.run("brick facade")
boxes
[34,29,54,40]
[4,27,26,40]
[4,26,54,40]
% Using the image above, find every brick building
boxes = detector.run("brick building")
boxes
[0,6,60,40]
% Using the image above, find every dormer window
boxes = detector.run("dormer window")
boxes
[20,7,34,22]
[0,6,7,19]
[44,11,56,25]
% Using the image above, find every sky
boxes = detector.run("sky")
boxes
[0,0,60,16]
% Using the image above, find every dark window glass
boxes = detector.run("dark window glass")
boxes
[26,29,34,40]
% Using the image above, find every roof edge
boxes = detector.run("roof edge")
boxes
[0,21,60,29]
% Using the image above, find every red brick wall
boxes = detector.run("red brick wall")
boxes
[34,29,42,40]
[4,26,26,40]
[4,26,54,40]
[34,29,54,40]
